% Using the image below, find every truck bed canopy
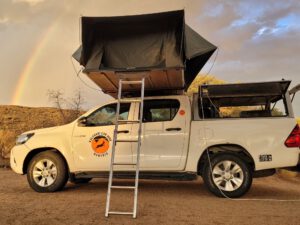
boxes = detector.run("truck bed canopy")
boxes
[73,10,217,97]
[199,80,291,107]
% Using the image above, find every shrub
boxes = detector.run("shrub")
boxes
[0,130,17,159]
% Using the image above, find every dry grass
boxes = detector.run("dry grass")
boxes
[0,130,16,158]
[0,105,82,160]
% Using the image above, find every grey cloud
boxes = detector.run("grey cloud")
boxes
[0,0,299,114]
[0,0,71,24]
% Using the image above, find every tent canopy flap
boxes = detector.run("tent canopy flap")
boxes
[73,10,217,97]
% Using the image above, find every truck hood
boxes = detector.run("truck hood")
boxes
[23,123,72,135]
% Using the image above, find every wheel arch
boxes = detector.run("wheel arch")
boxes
[197,144,255,176]
[23,147,69,174]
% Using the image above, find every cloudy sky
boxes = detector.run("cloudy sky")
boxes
[0,0,299,115]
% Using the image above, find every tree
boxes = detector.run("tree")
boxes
[47,89,85,123]
[47,90,66,122]
[187,74,225,95]
[67,90,85,120]
[187,74,236,116]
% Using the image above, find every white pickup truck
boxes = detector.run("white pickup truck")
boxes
[10,80,300,197]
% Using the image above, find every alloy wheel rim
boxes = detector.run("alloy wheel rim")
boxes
[212,160,244,192]
[33,159,57,187]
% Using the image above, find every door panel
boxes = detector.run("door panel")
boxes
[132,98,188,170]
[71,103,133,171]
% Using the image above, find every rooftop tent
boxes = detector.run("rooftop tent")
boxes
[73,10,217,97]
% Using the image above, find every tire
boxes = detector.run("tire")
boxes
[202,153,252,198]
[70,178,92,184]
[27,151,68,192]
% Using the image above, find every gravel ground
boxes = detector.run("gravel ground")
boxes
[0,169,300,225]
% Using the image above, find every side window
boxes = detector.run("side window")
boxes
[198,96,288,119]
[270,98,287,116]
[86,103,130,126]
[143,100,180,122]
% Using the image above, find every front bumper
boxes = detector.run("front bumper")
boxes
[10,144,30,174]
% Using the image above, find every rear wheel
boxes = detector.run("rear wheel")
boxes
[203,153,252,198]
[27,151,68,192]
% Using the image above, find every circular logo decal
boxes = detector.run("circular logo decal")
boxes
[91,136,109,154]
[89,132,112,157]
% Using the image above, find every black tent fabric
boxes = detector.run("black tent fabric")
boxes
[73,10,217,93]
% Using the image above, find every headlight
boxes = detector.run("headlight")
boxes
[16,133,34,145]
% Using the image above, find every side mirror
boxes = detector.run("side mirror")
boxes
[78,117,87,126]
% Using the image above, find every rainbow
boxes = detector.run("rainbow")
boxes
[11,15,64,105]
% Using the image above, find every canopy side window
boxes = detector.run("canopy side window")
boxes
[198,81,291,119]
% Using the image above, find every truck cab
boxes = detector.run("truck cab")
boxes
[72,95,190,171]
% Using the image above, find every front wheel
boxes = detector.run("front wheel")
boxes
[27,151,68,192]
[202,153,252,198]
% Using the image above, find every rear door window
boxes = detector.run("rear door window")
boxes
[142,99,180,122]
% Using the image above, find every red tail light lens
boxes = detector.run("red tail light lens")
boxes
[285,124,300,147]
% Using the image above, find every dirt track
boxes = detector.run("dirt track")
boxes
[0,169,300,225]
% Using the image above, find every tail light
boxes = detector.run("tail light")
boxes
[285,124,300,147]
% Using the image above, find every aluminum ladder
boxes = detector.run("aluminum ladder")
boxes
[105,77,145,218]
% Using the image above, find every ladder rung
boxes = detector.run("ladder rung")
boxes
[116,139,138,142]
[108,211,134,215]
[111,185,135,189]
[119,99,141,103]
[121,80,142,85]
[118,120,140,123]
[113,162,136,166]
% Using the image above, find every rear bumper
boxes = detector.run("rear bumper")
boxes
[284,153,300,172]
[296,153,300,171]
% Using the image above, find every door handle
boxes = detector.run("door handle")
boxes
[166,127,182,131]
[117,130,129,134]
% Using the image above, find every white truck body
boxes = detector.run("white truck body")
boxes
[10,81,300,197]
[10,97,300,174]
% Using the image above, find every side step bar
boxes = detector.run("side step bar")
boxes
[74,171,197,181]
